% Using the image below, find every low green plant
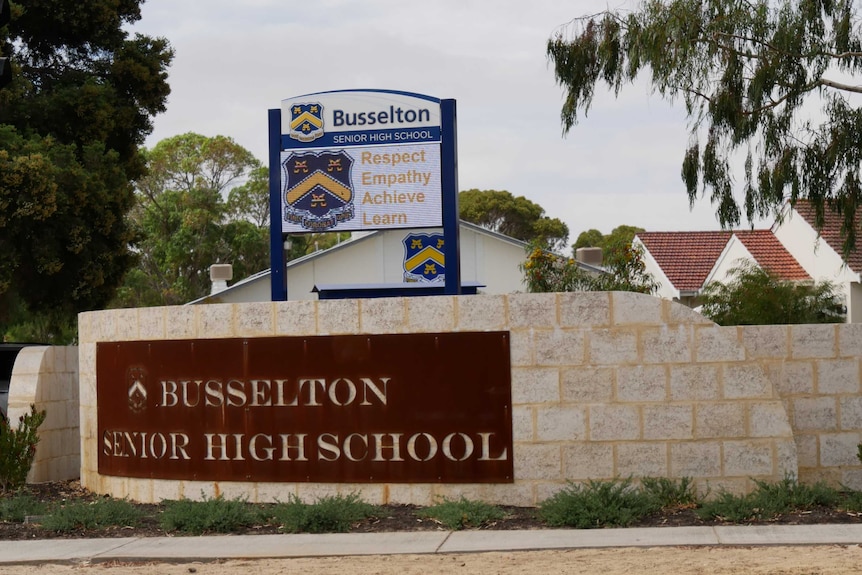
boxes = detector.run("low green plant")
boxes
[0,493,48,522]
[696,491,758,522]
[697,477,840,522]
[538,478,659,528]
[41,498,143,532]
[270,492,379,534]
[0,405,47,493]
[640,477,700,509]
[159,494,262,535]
[841,490,862,513]
[418,496,505,530]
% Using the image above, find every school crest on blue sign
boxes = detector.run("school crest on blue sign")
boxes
[288,102,324,142]
[283,150,355,231]
[403,233,445,283]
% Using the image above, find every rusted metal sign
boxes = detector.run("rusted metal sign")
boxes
[97,332,512,483]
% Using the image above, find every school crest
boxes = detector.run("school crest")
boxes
[127,367,147,413]
[403,233,445,283]
[283,150,355,231]
[288,102,324,142]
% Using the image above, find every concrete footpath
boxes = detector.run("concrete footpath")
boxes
[0,524,861,565]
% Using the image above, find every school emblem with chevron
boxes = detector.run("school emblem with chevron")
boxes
[288,102,324,142]
[403,233,445,283]
[283,150,355,231]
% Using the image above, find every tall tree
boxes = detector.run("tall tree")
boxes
[0,0,173,336]
[573,225,645,267]
[116,133,265,306]
[548,0,862,256]
[459,189,569,250]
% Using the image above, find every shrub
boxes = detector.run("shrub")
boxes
[41,498,143,532]
[159,494,262,535]
[640,477,700,509]
[0,405,47,493]
[0,493,47,522]
[270,493,379,534]
[697,477,840,522]
[418,496,505,530]
[538,478,659,528]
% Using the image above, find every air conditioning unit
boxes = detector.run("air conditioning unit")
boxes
[210,264,233,282]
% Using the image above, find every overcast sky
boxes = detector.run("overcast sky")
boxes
[130,0,772,244]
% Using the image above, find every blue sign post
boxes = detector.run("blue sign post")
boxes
[268,90,460,301]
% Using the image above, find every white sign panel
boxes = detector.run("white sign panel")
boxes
[279,90,442,233]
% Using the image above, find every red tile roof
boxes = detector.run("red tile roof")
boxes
[790,200,862,273]
[637,229,810,293]
[733,230,810,281]
[637,231,732,292]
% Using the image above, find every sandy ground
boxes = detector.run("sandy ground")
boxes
[3,545,862,575]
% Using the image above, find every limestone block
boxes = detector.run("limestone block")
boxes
[511,367,560,404]
[317,300,360,334]
[359,298,407,333]
[236,302,276,336]
[695,326,745,362]
[820,432,862,467]
[841,469,862,491]
[791,324,837,359]
[335,484,386,503]
[817,359,860,394]
[536,405,587,441]
[479,483,535,507]
[774,361,815,396]
[670,364,720,401]
[561,367,614,403]
[642,326,692,364]
[114,308,139,340]
[383,484,434,506]
[456,295,506,331]
[198,304,235,338]
[151,479,182,503]
[840,396,862,430]
[534,329,585,366]
[749,402,793,437]
[513,444,561,480]
[562,443,614,480]
[165,305,198,339]
[508,292,557,328]
[138,307,166,340]
[611,291,663,326]
[794,434,818,468]
[617,365,668,402]
[77,312,95,343]
[695,403,746,439]
[616,442,668,477]
[670,442,721,477]
[588,329,638,365]
[126,479,155,504]
[11,347,46,376]
[78,343,96,379]
[793,397,838,431]
[508,329,533,366]
[838,323,862,358]
[643,405,693,440]
[589,405,640,440]
[92,312,118,342]
[723,440,773,477]
[775,438,798,478]
[741,325,788,359]
[406,296,455,332]
[722,364,772,399]
[559,292,610,328]
[432,484,482,503]
[275,300,317,335]
[665,300,713,325]
[511,406,534,441]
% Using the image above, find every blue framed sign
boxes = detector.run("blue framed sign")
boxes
[269,89,460,300]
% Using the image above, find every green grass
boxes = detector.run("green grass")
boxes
[417,496,505,530]
[269,493,379,534]
[159,494,263,535]
[40,498,143,532]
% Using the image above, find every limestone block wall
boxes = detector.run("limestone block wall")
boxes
[740,324,862,489]
[78,293,799,505]
[7,346,80,483]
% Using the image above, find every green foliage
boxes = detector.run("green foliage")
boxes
[538,478,660,528]
[697,477,840,521]
[521,242,659,294]
[459,189,569,250]
[0,493,47,522]
[0,405,46,493]
[0,1,173,331]
[573,225,645,270]
[548,0,862,257]
[115,133,266,306]
[639,476,700,509]
[700,261,845,325]
[159,494,262,535]
[418,496,505,530]
[270,493,379,534]
[41,498,143,532]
